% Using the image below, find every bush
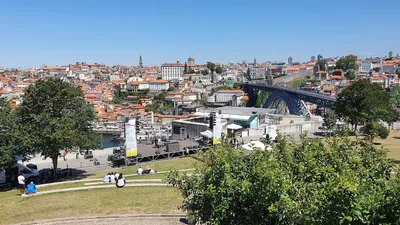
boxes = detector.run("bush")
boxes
[361,122,390,139]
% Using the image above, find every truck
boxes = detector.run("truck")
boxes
[0,162,40,186]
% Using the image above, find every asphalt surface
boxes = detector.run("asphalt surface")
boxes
[26,139,199,173]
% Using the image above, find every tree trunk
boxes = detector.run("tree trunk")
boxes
[51,154,58,181]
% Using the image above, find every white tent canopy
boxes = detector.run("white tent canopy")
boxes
[200,130,213,139]
[241,141,272,151]
[227,123,243,130]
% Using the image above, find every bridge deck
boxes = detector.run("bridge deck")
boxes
[244,83,336,102]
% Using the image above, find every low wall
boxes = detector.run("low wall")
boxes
[277,121,322,134]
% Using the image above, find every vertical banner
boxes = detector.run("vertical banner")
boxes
[213,113,222,145]
[125,118,138,157]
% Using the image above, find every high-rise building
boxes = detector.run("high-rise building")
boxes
[139,55,143,68]
[288,56,293,66]
[254,58,257,66]
[317,54,323,61]
[311,56,316,61]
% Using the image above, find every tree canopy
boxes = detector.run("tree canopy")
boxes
[333,79,392,131]
[16,78,100,179]
[336,55,358,72]
[336,55,358,80]
[167,135,400,225]
[390,86,400,106]
[215,66,223,74]
[0,96,22,170]
[316,59,327,71]
[323,110,337,130]
[207,62,216,74]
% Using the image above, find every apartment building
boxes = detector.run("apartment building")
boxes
[161,61,185,80]
[149,80,169,91]
[215,90,244,103]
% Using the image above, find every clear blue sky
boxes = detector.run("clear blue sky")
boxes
[0,0,399,68]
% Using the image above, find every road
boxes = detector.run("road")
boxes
[26,139,198,174]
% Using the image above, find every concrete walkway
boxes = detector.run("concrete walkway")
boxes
[84,179,163,186]
[22,183,172,198]
[14,214,188,225]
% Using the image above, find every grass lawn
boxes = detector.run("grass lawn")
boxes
[373,130,400,161]
[0,187,182,225]
[0,157,199,224]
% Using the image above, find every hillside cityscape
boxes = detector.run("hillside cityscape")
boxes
[1,1,400,225]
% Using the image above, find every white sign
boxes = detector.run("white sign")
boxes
[125,118,138,157]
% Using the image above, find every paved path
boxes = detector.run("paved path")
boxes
[22,183,171,198]
[14,214,188,225]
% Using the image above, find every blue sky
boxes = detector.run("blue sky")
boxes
[0,0,399,68]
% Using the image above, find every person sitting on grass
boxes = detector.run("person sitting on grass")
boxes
[103,173,111,183]
[116,173,125,188]
[114,172,120,182]
[137,166,143,175]
[110,172,115,182]
[25,181,36,195]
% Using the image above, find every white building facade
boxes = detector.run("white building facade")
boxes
[161,61,185,80]
[359,61,373,73]
[149,80,169,91]
[215,90,245,103]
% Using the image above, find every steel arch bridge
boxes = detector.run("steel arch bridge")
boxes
[242,83,336,116]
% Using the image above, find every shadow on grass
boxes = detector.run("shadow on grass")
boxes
[393,137,400,139]
[373,142,382,146]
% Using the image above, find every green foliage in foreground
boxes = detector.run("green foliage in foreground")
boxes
[167,135,400,225]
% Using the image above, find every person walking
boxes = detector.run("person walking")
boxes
[17,173,25,195]
[116,173,125,188]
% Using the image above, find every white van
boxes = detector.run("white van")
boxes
[0,162,40,186]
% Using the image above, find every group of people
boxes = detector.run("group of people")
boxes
[103,165,158,188]
[17,174,36,195]
[103,172,126,188]
[137,166,156,175]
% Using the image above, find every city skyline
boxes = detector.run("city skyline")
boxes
[1,0,399,68]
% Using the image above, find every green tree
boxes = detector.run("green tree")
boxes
[395,69,400,77]
[0,96,23,170]
[254,91,263,108]
[167,135,400,225]
[215,66,223,74]
[336,55,358,80]
[373,67,381,73]
[201,70,209,75]
[336,55,358,72]
[323,110,337,130]
[206,62,216,74]
[16,78,100,179]
[334,79,392,131]
[316,59,327,71]
[344,69,356,80]
[360,122,390,141]
[390,86,400,106]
